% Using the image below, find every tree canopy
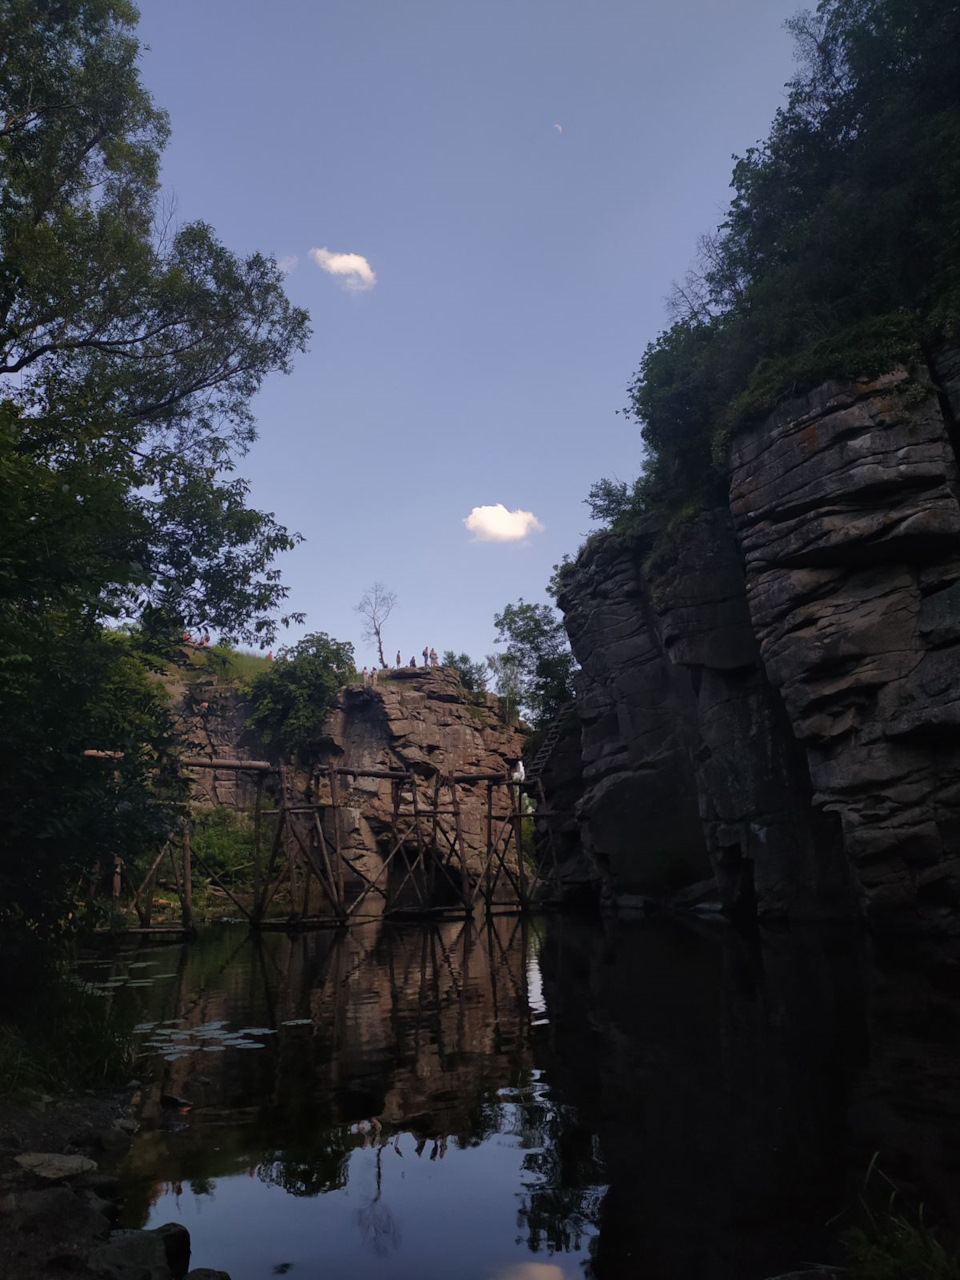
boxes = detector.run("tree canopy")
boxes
[492,601,576,728]
[441,651,488,692]
[0,0,310,942]
[598,0,960,523]
[246,633,355,761]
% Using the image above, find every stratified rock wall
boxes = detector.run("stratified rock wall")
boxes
[173,667,525,910]
[556,356,960,929]
[559,530,707,903]
[559,513,844,918]
[728,366,960,926]
[313,669,525,893]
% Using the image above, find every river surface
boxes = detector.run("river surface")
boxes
[78,916,960,1280]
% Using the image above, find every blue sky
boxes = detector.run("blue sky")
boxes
[135,0,799,667]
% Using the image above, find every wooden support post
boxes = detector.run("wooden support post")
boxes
[251,806,285,926]
[252,773,264,919]
[182,826,193,929]
[329,767,344,907]
[448,780,474,913]
[190,847,253,922]
[485,784,494,909]
[409,775,428,909]
[134,844,168,927]
[314,813,345,919]
[513,784,528,911]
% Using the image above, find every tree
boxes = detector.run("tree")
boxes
[0,0,311,944]
[246,633,355,761]
[355,583,396,668]
[492,600,576,727]
[0,0,310,644]
[441,651,487,692]
[485,651,523,724]
[619,0,960,519]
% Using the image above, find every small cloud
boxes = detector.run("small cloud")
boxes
[464,504,544,543]
[277,255,299,274]
[553,123,563,134]
[309,246,377,292]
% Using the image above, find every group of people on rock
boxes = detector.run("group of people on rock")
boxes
[359,646,440,686]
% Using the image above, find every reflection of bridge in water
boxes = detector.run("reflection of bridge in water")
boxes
[119,914,604,1262]
[134,757,561,931]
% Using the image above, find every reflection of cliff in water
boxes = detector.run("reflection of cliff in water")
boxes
[538,918,960,1280]
[119,918,606,1260]
[111,915,960,1279]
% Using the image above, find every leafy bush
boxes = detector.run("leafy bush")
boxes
[441,651,488,692]
[246,631,355,760]
[190,807,257,887]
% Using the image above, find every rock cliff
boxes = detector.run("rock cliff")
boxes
[555,356,960,932]
[309,669,525,900]
[174,666,525,910]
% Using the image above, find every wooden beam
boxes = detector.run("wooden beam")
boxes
[180,756,274,771]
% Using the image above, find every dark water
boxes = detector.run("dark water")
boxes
[79,916,960,1280]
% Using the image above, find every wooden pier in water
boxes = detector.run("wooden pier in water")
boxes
[121,756,560,932]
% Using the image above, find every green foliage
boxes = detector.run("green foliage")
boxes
[0,622,185,941]
[247,632,354,760]
[441,650,488,692]
[0,968,135,1096]
[842,1160,960,1280]
[493,600,576,728]
[546,554,578,602]
[599,0,960,524]
[191,643,272,687]
[844,1212,960,1280]
[189,807,257,887]
[0,0,310,945]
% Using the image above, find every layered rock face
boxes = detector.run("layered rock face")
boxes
[557,359,960,929]
[728,365,960,925]
[172,666,525,910]
[312,669,525,894]
[559,515,848,918]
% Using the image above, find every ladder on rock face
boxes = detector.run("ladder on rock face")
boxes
[526,702,575,782]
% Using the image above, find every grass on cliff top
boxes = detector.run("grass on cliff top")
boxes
[185,643,272,686]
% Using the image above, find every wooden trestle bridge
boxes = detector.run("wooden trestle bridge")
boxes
[112,757,561,933]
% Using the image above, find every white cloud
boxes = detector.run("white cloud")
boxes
[464,503,544,542]
[309,246,377,292]
[277,255,299,274]
[553,123,563,134]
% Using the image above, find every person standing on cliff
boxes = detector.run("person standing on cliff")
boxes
[361,665,369,685]
[371,666,379,687]
[396,650,402,667]
[422,645,429,669]
[430,647,438,667]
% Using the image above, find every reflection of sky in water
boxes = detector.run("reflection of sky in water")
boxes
[146,1114,590,1280]
[108,922,600,1280]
